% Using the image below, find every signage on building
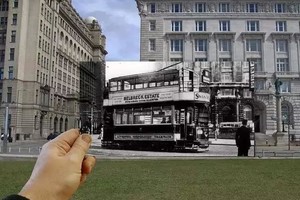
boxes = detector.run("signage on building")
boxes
[194,92,210,102]
[202,70,211,84]
[114,133,175,141]
[112,92,173,105]
[249,62,255,91]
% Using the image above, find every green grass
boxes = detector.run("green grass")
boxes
[1,159,300,200]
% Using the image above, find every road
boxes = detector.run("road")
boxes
[0,139,253,157]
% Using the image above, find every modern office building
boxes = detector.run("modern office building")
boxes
[0,0,107,140]
[136,0,300,135]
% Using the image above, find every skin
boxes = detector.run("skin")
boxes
[19,129,96,200]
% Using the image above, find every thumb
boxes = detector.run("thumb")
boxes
[68,134,92,162]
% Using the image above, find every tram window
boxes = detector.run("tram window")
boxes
[157,82,163,87]
[143,83,148,88]
[135,83,143,89]
[149,82,156,87]
[124,81,131,90]
[110,81,117,91]
[133,107,151,124]
[122,113,128,124]
[164,81,170,86]
[170,80,179,85]
[117,81,122,91]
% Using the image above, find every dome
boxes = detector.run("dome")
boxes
[85,16,98,24]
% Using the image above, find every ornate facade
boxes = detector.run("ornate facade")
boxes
[136,0,300,135]
[0,0,107,140]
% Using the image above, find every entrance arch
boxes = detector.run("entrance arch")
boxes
[253,100,267,133]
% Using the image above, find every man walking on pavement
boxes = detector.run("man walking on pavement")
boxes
[235,119,251,156]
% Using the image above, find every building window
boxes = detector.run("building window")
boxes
[195,39,207,52]
[149,20,156,31]
[170,58,183,62]
[148,3,156,13]
[219,39,231,52]
[7,87,12,103]
[13,0,18,8]
[275,3,285,13]
[9,48,15,60]
[246,39,261,52]
[171,3,182,13]
[247,58,262,71]
[12,14,17,25]
[8,66,13,79]
[219,3,230,12]
[172,21,182,31]
[219,20,230,31]
[195,3,206,12]
[195,58,207,62]
[0,17,7,25]
[276,21,287,32]
[0,68,3,80]
[280,81,291,93]
[221,73,233,82]
[149,39,156,51]
[246,3,258,13]
[276,58,289,71]
[11,30,16,43]
[170,39,183,52]
[254,79,265,90]
[276,39,288,52]
[0,32,6,44]
[0,50,5,62]
[247,21,259,31]
[195,21,206,31]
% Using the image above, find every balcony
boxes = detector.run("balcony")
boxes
[275,71,300,79]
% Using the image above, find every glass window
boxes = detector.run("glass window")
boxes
[195,3,206,12]
[9,48,15,60]
[276,21,287,32]
[170,39,183,52]
[153,106,172,124]
[195,21,206,31]
[0,68,3,79]
[221,73,233,82]
[247,21,259,31]
[219,20,230,31]
[7,87,12,103]
[280,81,290,93]
[195,39,207,52]
[149,20,156,31]
[275,3,285,13]
[243,106,252,120]
[149,39,156,51]
[276,39,288,52]
[133,107,151,124]
[172,21,182,31]
[219,3,230,12]
[219,39,231,52]
[11,30,16,43]
[254,79,265,90]
[246,3,258,12]
[148,3,156,13]
[171,3,182,13]
[12,14,17,25]
[247,58,262,71]
[8,66,13,79]
[276,58,289,71]
[246,39,261,52]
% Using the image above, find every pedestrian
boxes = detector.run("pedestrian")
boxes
[235,119,251,156]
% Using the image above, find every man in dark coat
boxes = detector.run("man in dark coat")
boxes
[235,119,251,156]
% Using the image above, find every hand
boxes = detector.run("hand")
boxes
[19,129,96,200]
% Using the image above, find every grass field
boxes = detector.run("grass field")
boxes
[1,159,300,200]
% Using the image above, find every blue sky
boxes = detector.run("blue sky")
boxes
[72,0,140,61]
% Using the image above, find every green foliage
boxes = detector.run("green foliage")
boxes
[1,159,300,200]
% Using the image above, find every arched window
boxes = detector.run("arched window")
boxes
[243,105,252,120]
[65,118,68,131]
[54,117,58,132]
[60,118,63,133]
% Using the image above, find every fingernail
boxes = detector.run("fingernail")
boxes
[82,134,92,144]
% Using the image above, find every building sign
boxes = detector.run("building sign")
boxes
[194,92,210,102]
[112,92,173,105]
[114,133,175,141]
[249,62,255,91]
[202,69,211,84]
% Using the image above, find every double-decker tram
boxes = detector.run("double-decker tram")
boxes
[102,66,210,151]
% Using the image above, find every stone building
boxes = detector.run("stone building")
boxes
[136,0,300,135]
[0,0,107,140]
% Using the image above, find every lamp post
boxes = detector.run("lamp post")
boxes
[2,106,9,153]
[274,78,282,146]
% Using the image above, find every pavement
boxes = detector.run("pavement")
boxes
[1,133,300,158]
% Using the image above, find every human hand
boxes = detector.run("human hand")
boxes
[19,129,96,200]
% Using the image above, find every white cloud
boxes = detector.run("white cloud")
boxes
[72,0,140,61]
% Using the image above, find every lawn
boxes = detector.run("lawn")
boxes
[1,159,300,200]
